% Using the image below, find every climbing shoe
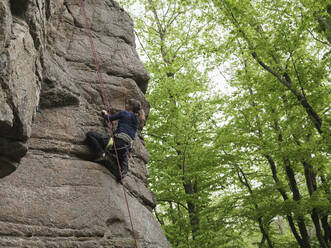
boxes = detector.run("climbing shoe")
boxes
[95,153,105,161]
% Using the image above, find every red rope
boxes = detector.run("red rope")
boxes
[79,1,139,247]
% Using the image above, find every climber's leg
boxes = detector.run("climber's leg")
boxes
[113,137,129,180]
[120,156,128,178]
[86,131,109,159]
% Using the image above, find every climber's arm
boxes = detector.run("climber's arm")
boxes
[102,110,123,121]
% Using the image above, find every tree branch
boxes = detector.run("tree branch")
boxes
[157,199,189,211]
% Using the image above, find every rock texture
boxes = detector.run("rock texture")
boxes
[0,0,170,247]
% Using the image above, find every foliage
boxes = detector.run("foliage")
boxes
[118,0,331,247]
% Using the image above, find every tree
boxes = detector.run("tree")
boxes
[119,0,331,247]
[119,0,226,246]
[205,0,331,247]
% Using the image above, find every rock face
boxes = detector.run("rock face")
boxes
[0,0,170,247]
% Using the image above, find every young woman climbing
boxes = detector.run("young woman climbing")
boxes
[86,99,145,180]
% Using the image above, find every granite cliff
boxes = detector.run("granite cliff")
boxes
[0,0,170,247]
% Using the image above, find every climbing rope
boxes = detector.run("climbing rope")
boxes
[79,1,139,247]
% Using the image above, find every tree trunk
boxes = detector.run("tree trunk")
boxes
[321,216,331,244]
[283,159,311,248]
[258,216,274,248]
[321,175,331,244]
[265,155,305,247]
[302,161,329,248]
[183,180,200,240]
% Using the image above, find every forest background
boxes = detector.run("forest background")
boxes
[118,0,330,247]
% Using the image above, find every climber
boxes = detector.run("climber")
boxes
[86,99,145,180]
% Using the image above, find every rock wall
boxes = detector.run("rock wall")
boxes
[0,0,170,247]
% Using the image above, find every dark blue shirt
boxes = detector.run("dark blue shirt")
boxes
[105,111,139,139]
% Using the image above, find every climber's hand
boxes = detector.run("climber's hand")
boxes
[101,110,108,116]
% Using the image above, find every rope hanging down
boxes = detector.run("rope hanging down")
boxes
[79,1,139,247]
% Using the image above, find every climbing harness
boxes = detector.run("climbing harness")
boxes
[115,132,133,144]
[79,1,139,247]
[105,133,133,151]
